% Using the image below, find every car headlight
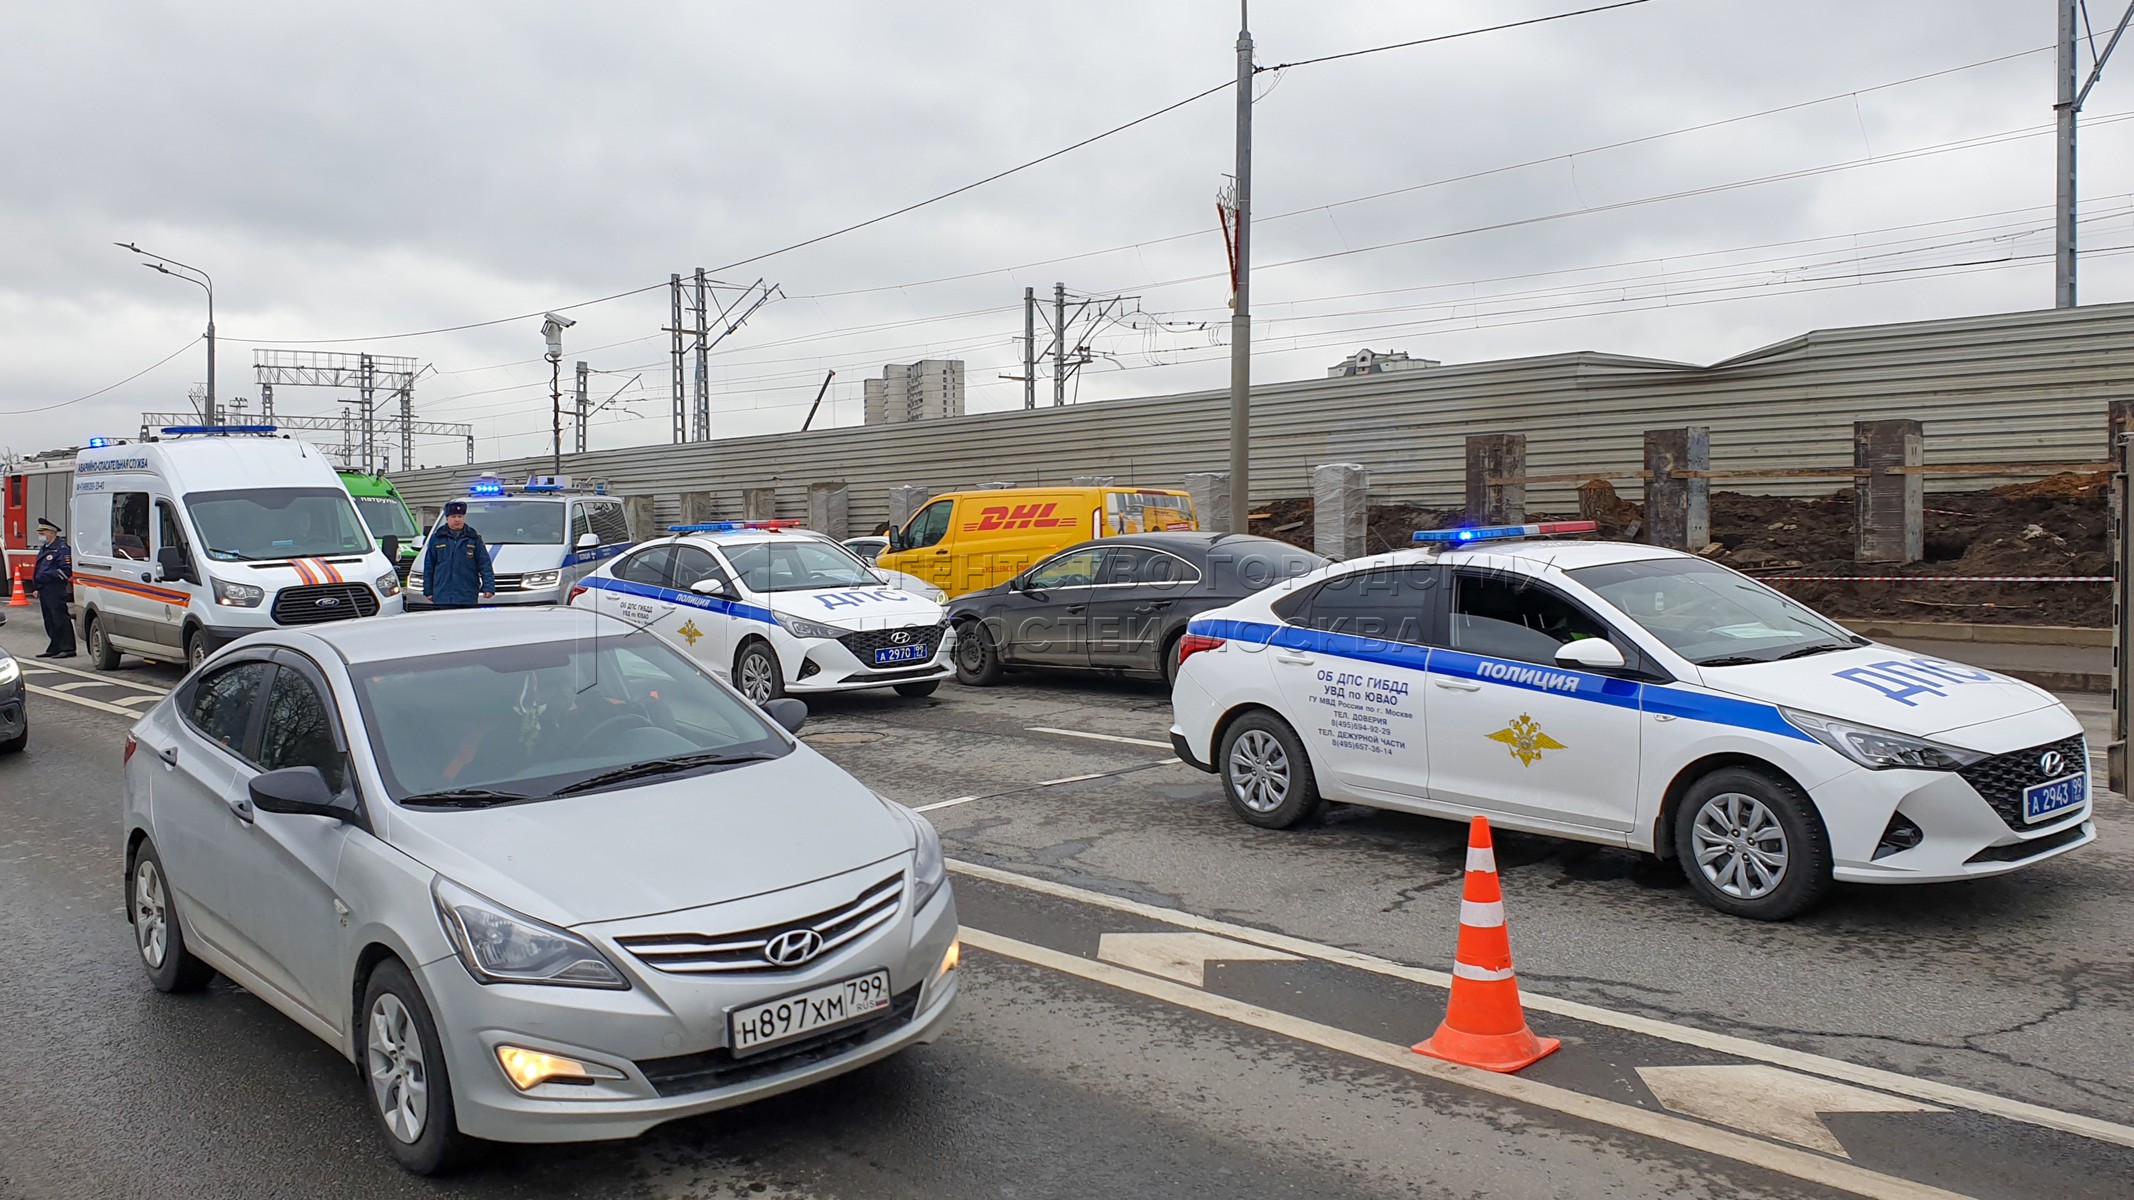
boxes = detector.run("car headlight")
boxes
[433,877,629,989]
[374,571,401,598]
[908,808,946,910]
[521,569,562,589]
[212,578,264,608]
[777,613,848,640]
[1782,709,1987,771]
[0,655,18,686]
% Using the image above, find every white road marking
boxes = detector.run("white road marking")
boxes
[914,760,1181,813]
[1026,726,1174,749]
[43,681,107,693]
[14,657,173,692]
[963,928,1975,1200]
[1096,931,1300,987]
[112,694,162,708]
[25,684,142,718]
[915,796,981,813]
[948,858,2134,1151]
[1638,1065,1943,1157]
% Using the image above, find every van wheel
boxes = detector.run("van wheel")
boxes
[184,628,210,673]
[87,615,122,670]
[734,640,785,705]
[953,620,1003,686]
[1674,767,1833,921]
[1219,712,1322,829]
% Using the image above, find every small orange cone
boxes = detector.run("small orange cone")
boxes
[1413,816,1560,1072]
[7,563,26,607]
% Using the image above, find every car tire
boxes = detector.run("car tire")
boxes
[0,727,24,755]
[1218,711,1323,829]
[733,639,786,705]
[894,681,939,699]
[184,627,209,673]
[130,842,214,993]
[1673,766,1833,921]
[1161,631,1187,689]
[87,614,122,671]
[953,620,1004,687]
[361,959,468,1176]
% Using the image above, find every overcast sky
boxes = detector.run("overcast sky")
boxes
[4,0,2131,467]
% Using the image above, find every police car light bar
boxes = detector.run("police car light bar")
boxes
[87,437,111,448]
[467,479,509,497]
[1412,520,1599,544]
[667,519,808,533]
[159,424,279,436]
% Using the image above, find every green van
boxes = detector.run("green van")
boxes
[338,470,421,579]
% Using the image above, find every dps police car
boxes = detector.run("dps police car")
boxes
[1168,521,2095,920]
[407,475,632,608]
[568,522,953,702]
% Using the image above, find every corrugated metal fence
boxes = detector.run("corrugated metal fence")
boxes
[392,302,2134,529]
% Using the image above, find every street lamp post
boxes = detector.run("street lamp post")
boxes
[541,313,576,476]
[116,242,216,424]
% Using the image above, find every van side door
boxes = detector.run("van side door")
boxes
[147,498,203,651]
[84,488,165,652]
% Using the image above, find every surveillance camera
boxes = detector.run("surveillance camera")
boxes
[544,311,577,329]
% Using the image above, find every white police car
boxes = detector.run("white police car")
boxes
[1168,521,2096,920]
[568,521,954,703]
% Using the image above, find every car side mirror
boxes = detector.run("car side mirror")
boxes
[1554,639,1627,671]
[690,578,732,597]
[873,568,894,585]
[155,546,195,584]
[381,535,401,561]
[763,697,808,735]
[1006,576,1023,593]
[576,532,600,550]
[248,766,357,821]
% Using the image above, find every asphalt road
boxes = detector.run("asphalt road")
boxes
[2,614,2130,1200]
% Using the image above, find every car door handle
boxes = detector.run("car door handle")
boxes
[148,743,179,767]
[1276,653,1314,665]
[1064,604,1086,614]
[1133,600,1175,612]
[1434,678,1482,692]
[227,795,255,823]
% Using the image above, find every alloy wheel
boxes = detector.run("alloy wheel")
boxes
[134,860,168,969]
[367,993,429,1144]
[739,652,776,703]
[1228,729,1291,814]
[1690,792,1790,900]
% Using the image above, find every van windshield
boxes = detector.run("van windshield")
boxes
[449,499,564,545]
[351,495,418,539]
[186,488,374,561]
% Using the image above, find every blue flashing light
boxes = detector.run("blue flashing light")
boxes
[159,424,278,436]
[467,481,508,497]
[522,483,562,493]
[668,522,748,533]
[1412,520,1599,545]
[87,437,111,449]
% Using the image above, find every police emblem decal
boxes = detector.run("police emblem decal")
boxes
[1486,714,1566,767]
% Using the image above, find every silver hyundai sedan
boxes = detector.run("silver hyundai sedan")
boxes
[120,608,959,1174]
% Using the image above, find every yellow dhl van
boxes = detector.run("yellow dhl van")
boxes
[877,486,1197,597]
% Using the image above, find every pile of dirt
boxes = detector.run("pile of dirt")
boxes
[1248,475,2112,627]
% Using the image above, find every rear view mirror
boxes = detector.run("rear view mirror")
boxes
[763,697,808,735]
[690,578,732,597]
[1005,576,1023,593]
[381,535,401,561]
[1554,639,1627,671]
[155,546,195,584]
[576,532,600,550]
[873,569,894,585]
[249,767,357,821]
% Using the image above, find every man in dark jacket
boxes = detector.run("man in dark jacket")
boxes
[30,517,76,658]
[421,500,496,608]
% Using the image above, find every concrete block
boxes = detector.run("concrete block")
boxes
[807,482,850,539]
[742,487,778,522]
[1312,463,1369,560]
[622,496,656,542]
[1855,419,1923,564]
[677,492,716,527]
[887,486,935,530]
[1643,427,1710,551]
[1184,472,1232,533]
[1464,434,1525,525]
[1071,476,1116,487]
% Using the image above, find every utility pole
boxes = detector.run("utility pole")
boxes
[1053,282,1067,407]
[574,361,589,454]
[693,267,711,442]
[541,312,574,476]
[1024,287,1037,410]
[1228,2,1255,534]
[358,352,377,470]
[2057,0,2134,308]
[800,369,837,432]
[669,273,686,443]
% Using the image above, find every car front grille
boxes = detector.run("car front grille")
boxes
[1954,734,2088,830]
[271,583,380,626]
[838,623,944,664]
[613,872,904,976]
[634,984,923,1098]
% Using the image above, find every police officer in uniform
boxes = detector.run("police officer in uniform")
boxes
[30,517,77,658]
[421,500,497,609]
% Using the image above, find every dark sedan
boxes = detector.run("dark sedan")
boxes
[948,532,1329,687]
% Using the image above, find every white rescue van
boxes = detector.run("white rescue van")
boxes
[70,426,405,672]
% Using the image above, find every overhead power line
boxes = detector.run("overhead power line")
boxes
[0,338,198,416]
[1263,0,1655,71]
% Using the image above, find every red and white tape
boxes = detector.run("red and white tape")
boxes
[1756,575,2110,583]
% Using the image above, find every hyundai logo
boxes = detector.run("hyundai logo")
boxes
[889,630,912,645]
[2039,750,2066,778]
[314,596,342,608]
[763,928,825,967]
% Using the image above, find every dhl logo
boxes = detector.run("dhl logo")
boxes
[963,503,1080,532]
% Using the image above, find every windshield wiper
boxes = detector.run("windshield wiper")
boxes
[1774,643,1852,661]
[205,547,260,561]
[1693,655,1767,667]
[397,787,537,809]
[552,750,783,796]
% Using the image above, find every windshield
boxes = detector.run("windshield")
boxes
[186,488,375,561]
[724,539,880,592]
[351,495,418,540]
[1568,558,1860,666]
[441,499,565,545]
[350,634,788,803]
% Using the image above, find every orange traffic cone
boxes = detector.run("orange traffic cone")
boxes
[7,564,26,607]
[1413,816,1560,1072]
